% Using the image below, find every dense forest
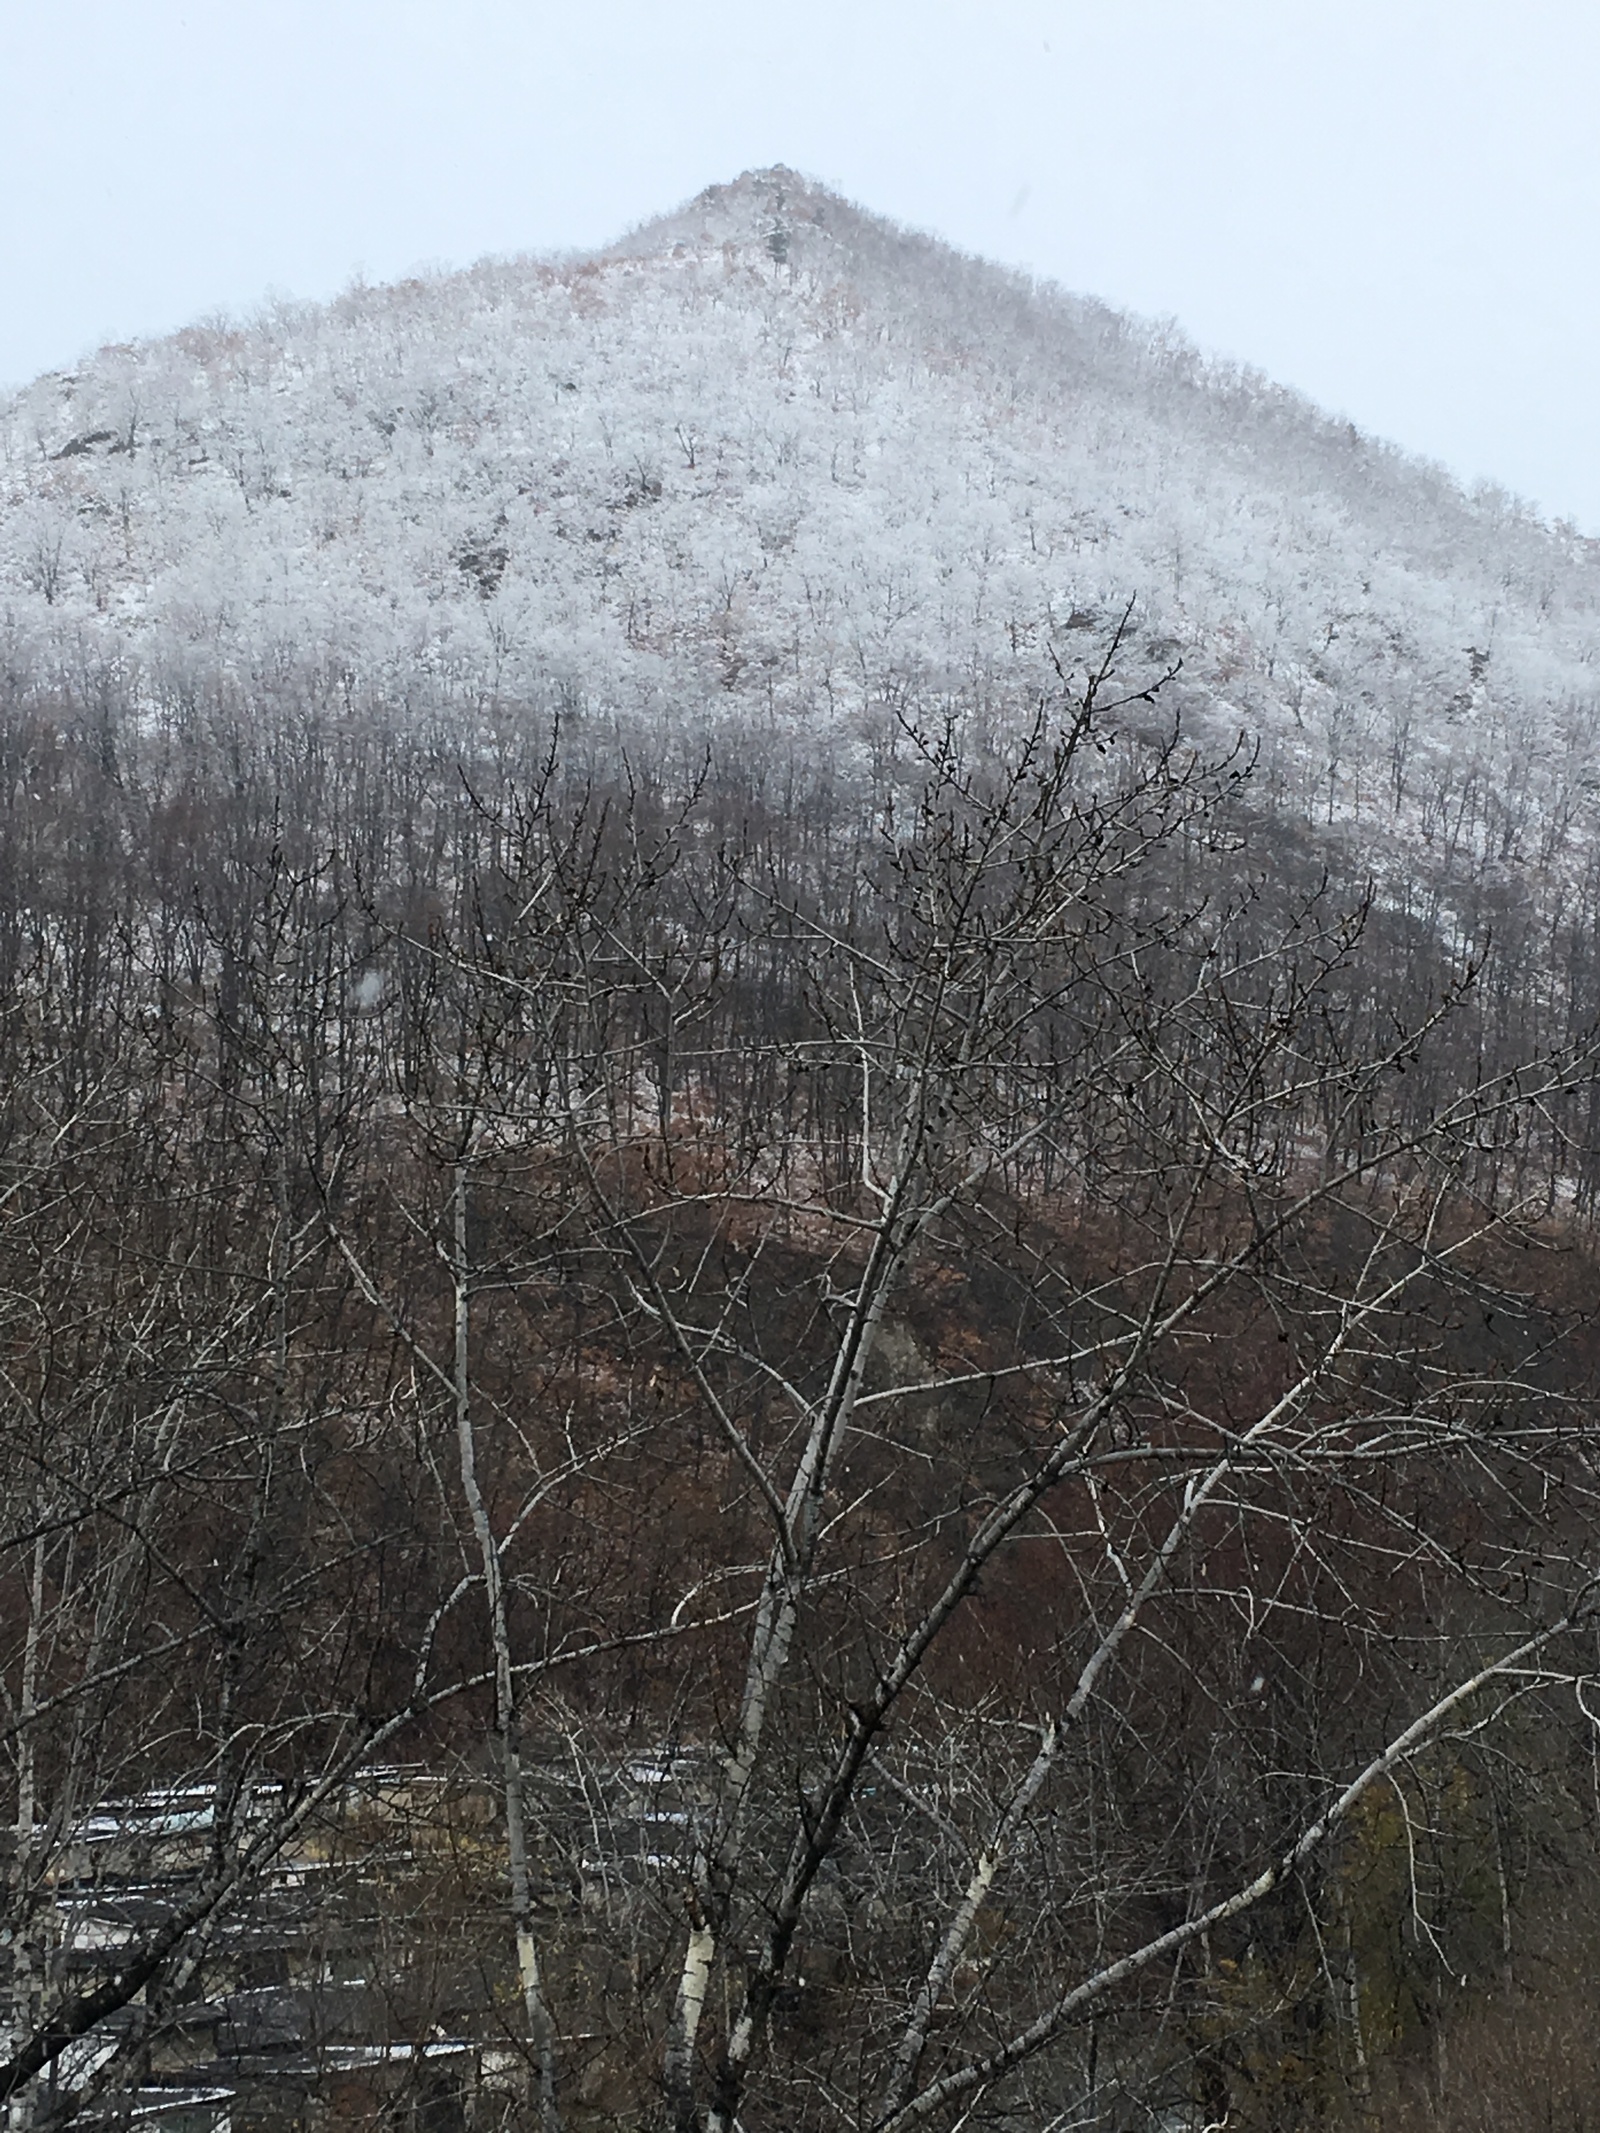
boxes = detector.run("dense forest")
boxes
[6,170,1600,886]
[6,175,1600,2133]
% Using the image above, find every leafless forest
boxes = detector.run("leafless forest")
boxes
[3,611,1600,2133]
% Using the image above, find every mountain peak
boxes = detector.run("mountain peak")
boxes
[611,165,845,263]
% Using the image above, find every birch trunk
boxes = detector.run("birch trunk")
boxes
[665,1190,910,2129]
[883,1720,1059,2116]
[453,1165,560,2133]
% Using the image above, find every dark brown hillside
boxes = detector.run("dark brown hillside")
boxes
[3,655,1600,2133]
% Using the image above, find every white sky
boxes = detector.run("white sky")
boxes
[5,0,1598,529]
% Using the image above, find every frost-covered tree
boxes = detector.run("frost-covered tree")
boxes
[3,168,1599,908]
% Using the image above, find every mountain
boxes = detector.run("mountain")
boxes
[7,172,1600,2133]
[3,167,1599,885]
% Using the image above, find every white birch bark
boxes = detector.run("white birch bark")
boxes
[875,1622,1581,2133]
[452,1165,560,2133]
[663,1150,916,2125]
[883,1719,1059,2116]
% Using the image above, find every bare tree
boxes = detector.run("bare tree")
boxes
[3,655,1600,2133]
[433,668,1600,2131]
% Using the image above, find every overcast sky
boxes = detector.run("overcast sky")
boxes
[5,0,1597,529]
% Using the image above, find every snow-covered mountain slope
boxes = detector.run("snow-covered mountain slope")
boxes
[4,168,1599,881]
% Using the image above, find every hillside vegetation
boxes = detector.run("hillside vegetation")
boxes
[1,176,1600,2133]
[5,169,1600,887]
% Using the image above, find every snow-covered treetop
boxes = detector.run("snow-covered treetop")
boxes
[3,167,1598,883]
